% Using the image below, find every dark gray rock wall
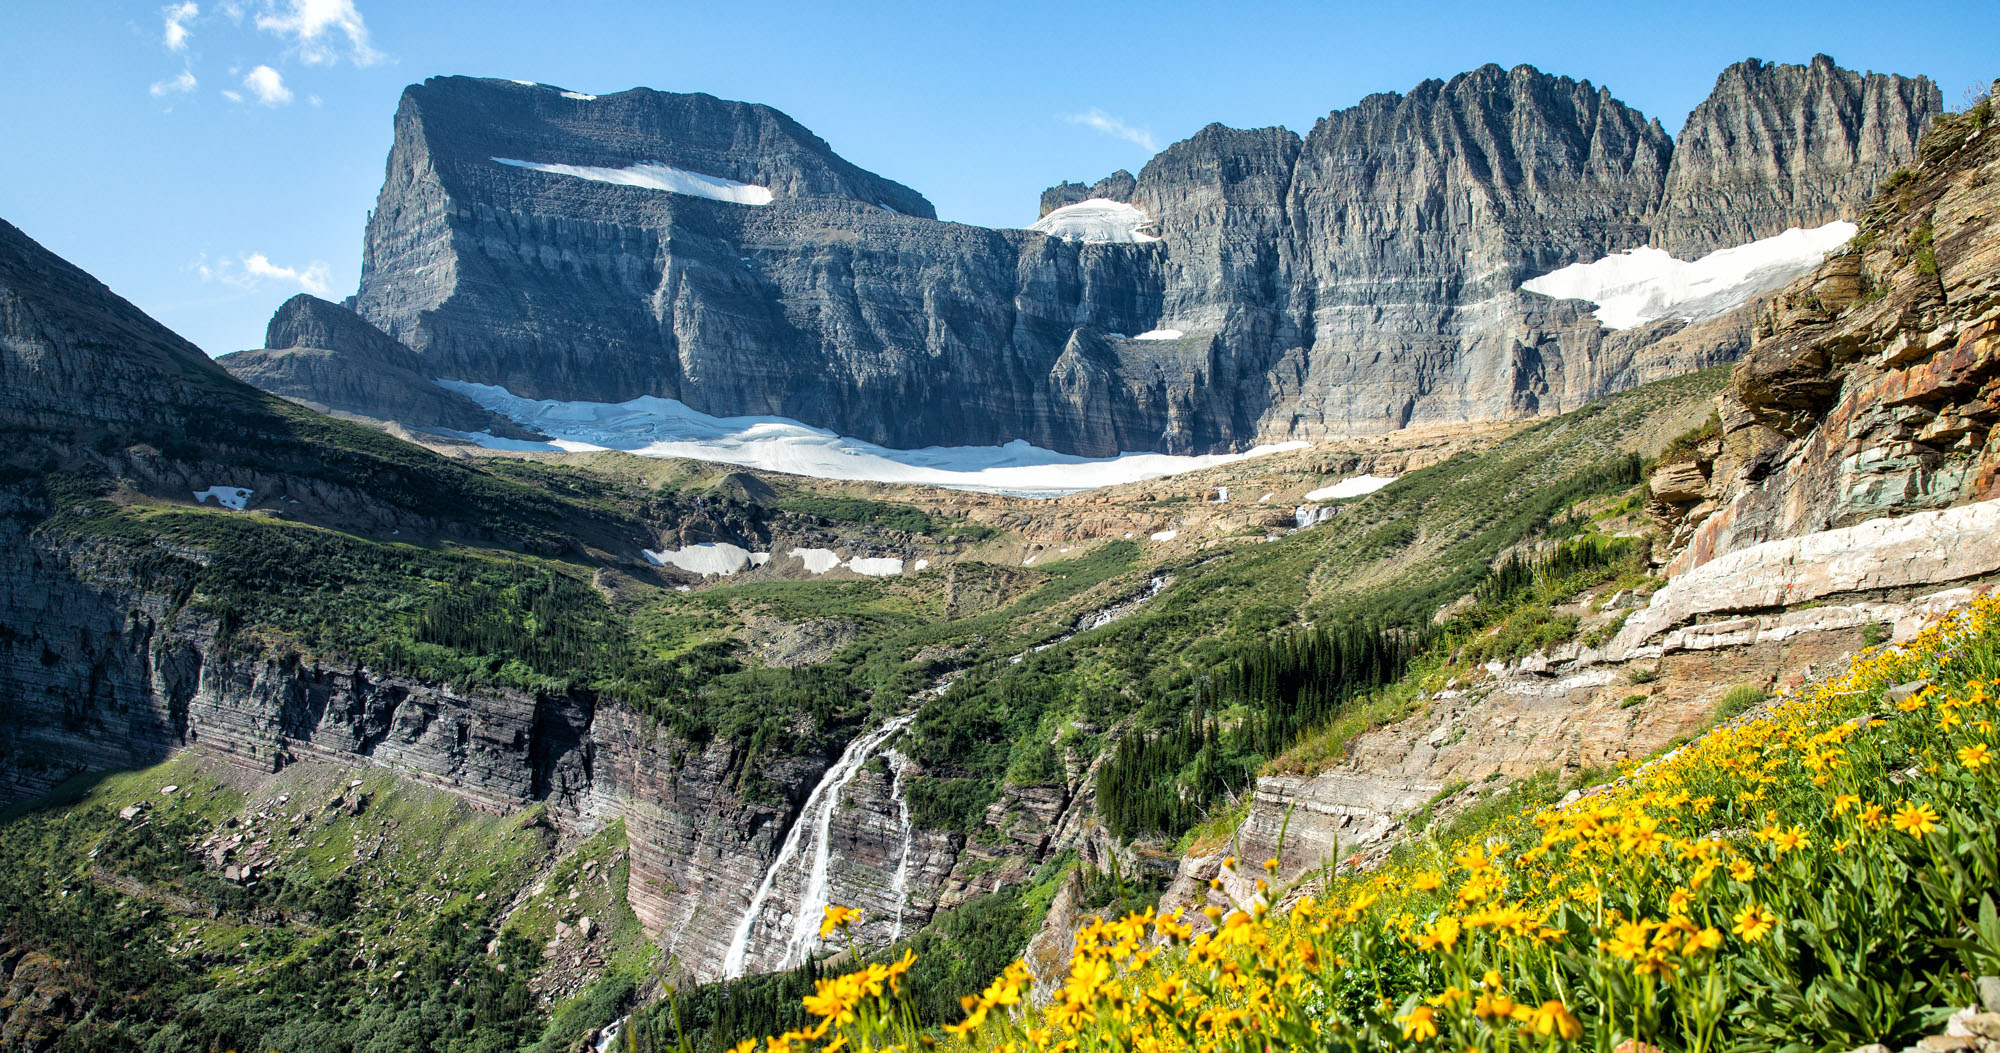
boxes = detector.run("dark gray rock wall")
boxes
[1656,55,1944,257]
[217,294,539,437]
[257,60,1939,456]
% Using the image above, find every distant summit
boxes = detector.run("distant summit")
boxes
[237,59,1939,459]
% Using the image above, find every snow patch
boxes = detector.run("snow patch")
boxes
[1132,328,1184,340]
[1521,221,1856,330]
[912,559,930,572]
[643,542,766,577]
[845,557,905,577]
[193,486,253,511]
[1149,529,1178,542]
[560,91,597,100]
[492,158,774,205]
[435,382,1309,496]
[1030,199,1158,244]
[1304,474,1397,502]
[782,548,902,577]
[791,548,844,574]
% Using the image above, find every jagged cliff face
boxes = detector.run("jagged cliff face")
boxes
[1654,87,2000,571]
[219,294,538,437]
[1656,56,1947,257]
[1271,65,1675,432]
[251,59,1939,458]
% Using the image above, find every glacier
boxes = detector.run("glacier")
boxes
[1522,221,1857,330]
[434,381,1309,496]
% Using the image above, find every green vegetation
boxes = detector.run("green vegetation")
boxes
[0,757,602,1053]
[775,494,997,541]
[0,360,1736,1050]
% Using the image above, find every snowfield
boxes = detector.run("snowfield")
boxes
[434,381,1309,496]
[192,486,253,510]
[492,158,774,205]
[1030,199,1158,244]
[643,542,768,577]
[1132,328,1185,341]
[1521,221,1856,330]
[1303,474,1397,502]
[788,548,903,577]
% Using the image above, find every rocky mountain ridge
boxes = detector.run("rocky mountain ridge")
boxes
[224,56,1940,457]
[1148,84,2000,953]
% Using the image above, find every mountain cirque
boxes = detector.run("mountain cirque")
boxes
[222,56,1940,458]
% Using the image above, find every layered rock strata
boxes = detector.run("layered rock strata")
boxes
[240,59,1938,457]
[221,294,540,438]
[0,218,965,989]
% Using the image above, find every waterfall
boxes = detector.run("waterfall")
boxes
[884,748,916,945]
[593,1015,627,1053]
[721,714,915,978]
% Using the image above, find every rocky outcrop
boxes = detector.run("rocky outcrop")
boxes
[1654,86,1999,573]
[218,295,540,439]
[1656,55,1943,257]
[1040,171,1136,216]
[1615,501,2000,652]
[238,59,1937,458]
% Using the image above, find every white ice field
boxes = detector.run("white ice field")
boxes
[436,381,1311,497]
[1522,221,1857,330]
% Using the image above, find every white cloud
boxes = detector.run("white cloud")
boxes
[162,2,199,50]
[241,253,331,295]
[241,64,293,106]
[150,69,198,97]
[1063,107,1157,153]
[197,252,333,296]
[254,0,381,66]
[220,89,243,102]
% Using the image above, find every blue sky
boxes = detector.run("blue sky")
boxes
[0,1,1991,357]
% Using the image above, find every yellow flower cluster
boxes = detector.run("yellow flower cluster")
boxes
[732,595,2000,1053]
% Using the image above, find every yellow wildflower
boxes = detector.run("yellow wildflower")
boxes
[819,904,862,938]
[1397,1005,1439,1041]
[1893,802,1942,838]
[1732,902,1777,942]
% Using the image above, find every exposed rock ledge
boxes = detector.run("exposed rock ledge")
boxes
[1613,498,2000,653]
[1159,500,2000,929]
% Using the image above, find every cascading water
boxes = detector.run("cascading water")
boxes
[720,714,915,978]
[884,748,916,945]
[593,1015,627,1053]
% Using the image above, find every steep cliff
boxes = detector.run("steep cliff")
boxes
[233,59,1938,459]
[1656,55,1943,257]
[1654,83,1999,570]
[217,294,541,438]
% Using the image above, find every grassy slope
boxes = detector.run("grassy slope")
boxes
[0,363,1724,1051]
[772,597,2000,1053]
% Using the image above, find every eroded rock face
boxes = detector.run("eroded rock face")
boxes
[1655,89,2000,573]
[217,295,537,438]
[0,523,966,985]
[244,60,1936,457]
[1656,55,1943,258]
